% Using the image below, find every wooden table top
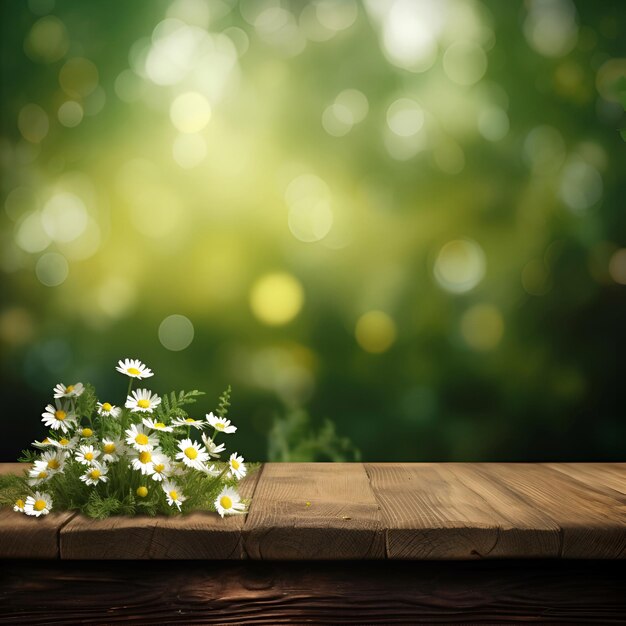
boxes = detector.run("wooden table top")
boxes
[1,462,624,560]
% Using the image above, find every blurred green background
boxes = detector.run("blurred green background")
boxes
[1,0,625,462]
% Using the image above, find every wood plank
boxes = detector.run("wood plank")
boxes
[470,463,626,559]
[546,463,626,497]
[243,463,385,559]
[0,462,75,559]
[1,560,625,624]
[365,463,561,559]
[60,469,261,559]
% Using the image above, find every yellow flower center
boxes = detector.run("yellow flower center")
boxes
[34,499,46,511]
[85,452,94,461]
[231,459,240,470]
[185,418,195,423]
[59,438,70,446]
[220,495,232,509]
[155,422,166,429]
[169,490,178,500]
[42,438,50,444]
[215,422,224,430]
[103,443,116,454]
[137,399,150,409]
[38,471,48,479]
[184,447,198,460]
[47,459,59,470]
[154,463,165,473]
[102,402,112,412]
[127,367,141,375]
[66,385,74,393]
[16,499,25,509]
[90,469,101,479]
[135,433,149,445]
[139,451,152,464]
[55,410,66,421]
[82,428,93,437]
[136,486,148,497]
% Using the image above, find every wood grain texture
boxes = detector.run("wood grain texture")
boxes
[0,463,76,559]
[243,463,385,559]
[1,560,625,624]
[546,463,626,497]
[59,469,261,559]
[469,463,626,559]
[365,463,562,559]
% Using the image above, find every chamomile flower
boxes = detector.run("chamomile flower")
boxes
[24,491,52,517]
[13,499,25,513]
[97,401,122,418]
[214,487,246,518]
[116,358,154,379]
[53,382,84,398]
[125,424,159,452]
[150,458,172,482]
[125,388,161,414]
[228,453,247,480]
[40,449,67,473]
[32,438,53,449]
[101,438,124,462]
[142,417,173,432]
[171,416,205,429]
[79,427,95,438]
[162,480,186,511]
[49,435,78,450]
[80,461,109,486]
[75,444,101,466]
[130,448,167,476]
[28,461,52,486]
[41,400,77,433]
[175,438,209,470]
[200,463,220,477]
[201,433,226,458]
[206,412,237,434]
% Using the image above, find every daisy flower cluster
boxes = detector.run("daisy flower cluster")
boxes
[2,359,250,519]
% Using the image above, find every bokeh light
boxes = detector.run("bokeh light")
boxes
[158,314,195,351]
[355,311,397,354]
[434,240,486,294]
[250,273,304,325]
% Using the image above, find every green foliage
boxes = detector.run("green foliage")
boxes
[216,385,231,418]
[76,383,98,420]
[156,390,205,420]
[268,409,360,462]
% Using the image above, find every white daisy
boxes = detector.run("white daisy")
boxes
[32,438,53,449]
[97,401,122,418]
[13,498,25,513]
[130,448,167,476]
[171,416,205,429]
[79,427,95,438]
[142,417,173,432]
[175,438,209,470]
[28,461,52,486]
[206,412,237,434]
[41,400,77,433]
[162,480,186,511]
[75,444,101,466]
[150,458,173,482]
[24,491,53,517]
[101,438,124,462]
[200,463,220,477]
[228,452,247,480]
[125,388,161,414]
[49,435,79,450]
[116,358,154,379]
[214,487,246,518]
[125,423,159,452]
[40,449,67,473]
[53,382,84,398]
[201,433,226,458]
[80,461,109,486]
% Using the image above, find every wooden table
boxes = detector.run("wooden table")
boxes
[1,462,625,623]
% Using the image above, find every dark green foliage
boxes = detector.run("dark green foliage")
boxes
[216,385,231,418]
[156,390,205,421]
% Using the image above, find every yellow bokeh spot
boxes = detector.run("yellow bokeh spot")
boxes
[136,486,148,497]
[460,305,504,351]
[220,495,232,509]
[184,446,198,460]
[34,499,46,511]
[135,433,149,445]
[170,91,211,133]
[250,272,304,325]
[355,311,397,354]
[59,57,99,97]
